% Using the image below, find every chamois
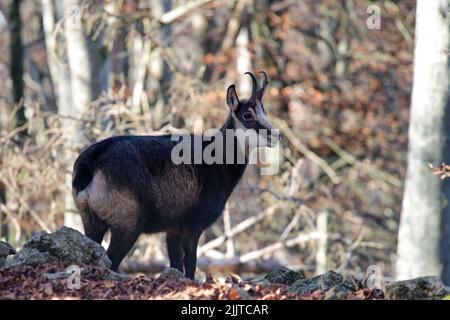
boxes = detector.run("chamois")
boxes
[71,71,280,279]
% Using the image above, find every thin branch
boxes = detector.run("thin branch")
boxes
[0,204,21,243]
[337,227,366,273]
[239,231,324,263]
[223,203,235,258]
[220,0,246,51]
[0,177,51,233]
[324,137,402,187]
[279,210,302,241]
[272,117,340,184]
[159,0,213,25]
[198,204,280,256]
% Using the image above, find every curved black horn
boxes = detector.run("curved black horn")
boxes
[258,71,268,88]
[257,71,269,100]
[244,72,257,100]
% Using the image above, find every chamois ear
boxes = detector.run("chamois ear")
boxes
[226,84,240,111]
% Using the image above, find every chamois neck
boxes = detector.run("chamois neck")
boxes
[215,114,248,192]
[218,114,249,164]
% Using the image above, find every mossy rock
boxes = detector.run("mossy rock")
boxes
[385,276,447,300]
[264,267,304,285]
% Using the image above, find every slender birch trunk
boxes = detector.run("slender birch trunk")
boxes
[396,0,450,282]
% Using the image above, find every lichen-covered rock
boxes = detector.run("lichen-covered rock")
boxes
[2,227,111,269]
[0,241,16,267]
[289,277,319,295]
[324,275,363,299]
[288,270,347,296]
[5,248,49,267]
[158,267,185,281]
[264,267,304,285]
[323,285,352,300]
[341,276,360,291]
[247,275,271,286]
[0,241,16,257]
[385,276,448,300]
[319,270,344,291]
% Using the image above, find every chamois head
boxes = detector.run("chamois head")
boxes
[226,71,280,149]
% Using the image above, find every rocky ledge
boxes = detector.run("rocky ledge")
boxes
[0,227,449,300]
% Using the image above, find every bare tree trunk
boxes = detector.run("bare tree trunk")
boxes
[62,0,110,231]
[236,24,251,95]
[131,18,151,116]
[149,0,172,129]
[106,1,127,90]
[396,0,450,281]
[439,1,450,284]
[8,0,25,130]
[228,8,266,237]
[0,9,6,29]
[3,0,25,239]
[0,8,7,239]
[41,0,73,115]
[189,12,207,75]
[0,181,7,240]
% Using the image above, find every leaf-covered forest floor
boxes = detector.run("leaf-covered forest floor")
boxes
[0,264,383,300]
[1,227,448,301]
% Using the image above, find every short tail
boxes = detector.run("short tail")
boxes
[72,138,116,194]
[72,162,94,194]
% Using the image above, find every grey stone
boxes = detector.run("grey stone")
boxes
[157,267,185,281]
[3,227,111,269]
[323,285,353,300]
[264,267,304,285]
[0,241,16,267]
[341,276,359,291]
[289,270,346,296]
[0,241,16,258]
[323,274,362,300]
[289,276,321,295]
[385,276,448,300]
[4,247,50,268]
[319,270,344,291]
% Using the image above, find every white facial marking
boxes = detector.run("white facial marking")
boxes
[255,101,274,131]
[255,101,279,148]
[230,101,279,151]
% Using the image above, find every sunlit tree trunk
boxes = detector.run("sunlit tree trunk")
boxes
[42,0,72,115]
[62,0,110,231]
[0,9,6,29]
[396,0,450,282]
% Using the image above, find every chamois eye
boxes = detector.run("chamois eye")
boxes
[242,112,253,122]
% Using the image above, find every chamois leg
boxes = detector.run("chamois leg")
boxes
[81,211,108,244]
[182,231,201,280]
[107,227,139,271]
[166,232,184,273]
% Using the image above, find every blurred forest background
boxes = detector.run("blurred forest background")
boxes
[0,0,448,284]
